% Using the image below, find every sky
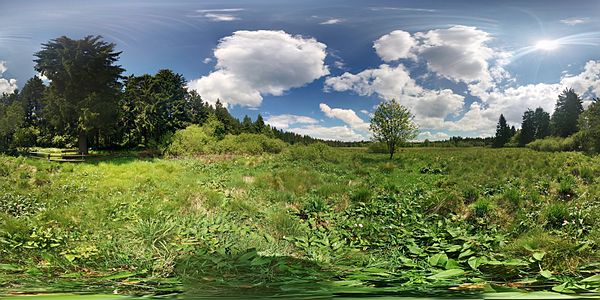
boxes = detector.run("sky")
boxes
[1,0,600,141]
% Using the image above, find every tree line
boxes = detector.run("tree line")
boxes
[0,35,357,154]
[493,88,600,152]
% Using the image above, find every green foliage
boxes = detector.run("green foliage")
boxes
[165,121,286,157]
[214,133,287,155]
[1,147,600,296]
[164,124,216,157]
[34,35,124,154]
[577,98,600,153]
[286,142,336,162]
[527,136,578,152]
[370,99,418,159]
[542,202,570,229]
[367,141,388,153]
[551,88,584,137]
[493,114,512,148]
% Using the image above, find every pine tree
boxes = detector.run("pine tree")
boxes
[493,114,511,148]
[551,88,583,137]
[254,114,265,133]
[241,115,253,133]
[533,107,550,139]
[19,76,46,127]
[519,109,536,146]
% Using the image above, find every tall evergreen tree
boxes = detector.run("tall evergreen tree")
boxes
[19,76,46,127]
[533,107,550,139]
[241,115,253,133]
[119,70,190,147]
[551,88,583,137]
[187,90,209,125]
[254,114,266,133]
[493,114,511,148]
[519,109,536,146]
[214,100,240,134]
[34,35,124,154]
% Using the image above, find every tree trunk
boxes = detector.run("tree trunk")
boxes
[389,143,394,160]
[78,130,88,155]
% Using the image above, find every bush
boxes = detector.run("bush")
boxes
[367,142,388,154]
[526,136,578,152]
[12,126,40,148]
[166,123,287,157]
[286,142,337,162]
[213,133,287,155]
[165,125,216,157]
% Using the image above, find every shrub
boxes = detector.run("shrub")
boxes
[12,126,40,148]
[286,142,336,162]
[557,175,577,199]
[165,125,215,157]
[542,202,569,229]
[526,136,578,152]
[367,142,388,154]
[214,133,287,155]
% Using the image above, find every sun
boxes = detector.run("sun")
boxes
[535,39,560,51]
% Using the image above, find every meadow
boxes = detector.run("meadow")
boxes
[1,145,600,297]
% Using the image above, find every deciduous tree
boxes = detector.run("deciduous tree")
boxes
[370,99,418,159]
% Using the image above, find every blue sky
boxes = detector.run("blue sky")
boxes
[1,0,600,141]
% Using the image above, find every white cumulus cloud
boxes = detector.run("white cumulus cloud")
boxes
[289,125,366,142]
[188,30,329,107]
[0,61,18,95]
[319,103,370,130]
[416,131,450,141]
[324,64,465,127]
[264,114,319,129]
[414,25,504,88]
[373,30,415,61]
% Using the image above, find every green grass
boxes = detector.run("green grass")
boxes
[1,147,600,297]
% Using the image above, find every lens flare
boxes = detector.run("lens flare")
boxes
[535,39,560,51]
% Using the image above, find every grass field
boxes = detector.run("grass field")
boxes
[1,146,600,297]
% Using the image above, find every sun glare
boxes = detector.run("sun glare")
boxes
[535,39,560,51]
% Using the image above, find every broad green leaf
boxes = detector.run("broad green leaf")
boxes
[428,253,448,267]
[532,251,546,261]
[458,249,474,259]
[468,256,487,270]
[427,268,465,280]
[64,254,76,262]
[407,244,423,255]
[581,274,600,283]
[539,270,553,279]
[552,282,575,294]
[445,258,460,269]
[0,264,22,271]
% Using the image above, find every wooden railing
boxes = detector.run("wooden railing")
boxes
[28,149,87,162]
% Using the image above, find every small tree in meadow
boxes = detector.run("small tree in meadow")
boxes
[370,99,419,159]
